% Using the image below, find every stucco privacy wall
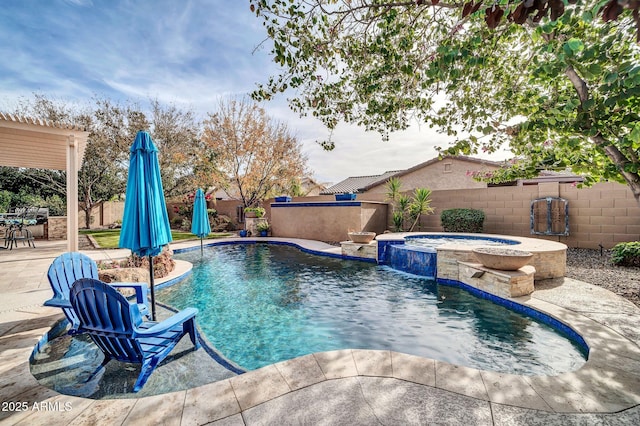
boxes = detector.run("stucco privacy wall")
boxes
[78,201,125,228]
[412,181,639,249]
[270,201,388,242]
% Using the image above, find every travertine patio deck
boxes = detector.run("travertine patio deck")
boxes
[0,238,639,425]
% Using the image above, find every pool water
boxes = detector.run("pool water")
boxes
[161,244,587,375]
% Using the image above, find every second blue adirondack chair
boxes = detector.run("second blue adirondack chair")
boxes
[70,278,200,392]
[45,252,150,333]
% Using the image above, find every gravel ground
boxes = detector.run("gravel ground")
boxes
[565,248,640,308]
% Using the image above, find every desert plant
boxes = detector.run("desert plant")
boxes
[611,242,640,267]
[407,188,434,232]
[385,179,434,232]
[385,177,402,203]
[256,221,270,232]
[441,208,485,233]
[392,211,405,232]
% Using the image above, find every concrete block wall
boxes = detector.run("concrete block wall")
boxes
[376,182,638,249]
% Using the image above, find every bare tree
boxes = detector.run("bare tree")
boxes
[202,98,308,207]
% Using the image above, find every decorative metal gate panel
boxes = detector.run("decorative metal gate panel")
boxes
[530,197,569,236]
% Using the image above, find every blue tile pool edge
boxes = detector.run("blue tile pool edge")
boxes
[29,318,70,364]
[437,277,590,357]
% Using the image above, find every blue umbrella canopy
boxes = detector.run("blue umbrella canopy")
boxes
[191,188,211,239]
[119,131,172,321]
[119,131,172,257]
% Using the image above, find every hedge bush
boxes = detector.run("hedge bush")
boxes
[441,208,485,233]
[611,241,640,267]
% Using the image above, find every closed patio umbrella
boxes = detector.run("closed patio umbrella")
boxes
[119,130,172,321]
[191,188,211,254]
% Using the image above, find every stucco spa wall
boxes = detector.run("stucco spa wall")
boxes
[270,201,388,242]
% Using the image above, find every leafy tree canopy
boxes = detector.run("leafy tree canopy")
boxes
[250,0,640,203]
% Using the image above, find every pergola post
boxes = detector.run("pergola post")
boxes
[67,134,79,252]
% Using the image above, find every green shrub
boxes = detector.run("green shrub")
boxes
[44,195,66,216]
[611,241,640,267]
[244,206,265,218]
[441,208,485,233]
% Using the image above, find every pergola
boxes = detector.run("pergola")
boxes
[0,113,89,252]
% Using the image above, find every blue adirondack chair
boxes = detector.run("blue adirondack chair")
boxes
[44,252,150,333]
[70,278,200,392]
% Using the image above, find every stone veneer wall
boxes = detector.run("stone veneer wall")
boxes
[436,245,564,280]
[47,216,67,240]
[457,263,535,298]
[348,240,536,297]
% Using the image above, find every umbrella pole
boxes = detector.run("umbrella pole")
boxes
[149,254,156,321]
[200,237,203,255]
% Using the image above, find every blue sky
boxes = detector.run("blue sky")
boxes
[0,0,508,184]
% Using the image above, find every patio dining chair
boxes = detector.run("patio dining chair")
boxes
[3,206,38,249]
[70,278,200,392]
[45,252,150,333]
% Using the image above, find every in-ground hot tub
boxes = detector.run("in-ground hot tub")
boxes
[376,232,567,280]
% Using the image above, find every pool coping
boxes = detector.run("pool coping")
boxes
[1,237,639,424]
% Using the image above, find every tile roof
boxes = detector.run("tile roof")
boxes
[321,170,402,194]
[321,155,506,194]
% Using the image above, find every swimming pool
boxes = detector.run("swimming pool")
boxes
[161,243,587,375]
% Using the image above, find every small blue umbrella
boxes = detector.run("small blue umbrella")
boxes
[191,188,211,254]
[119,131,172,321]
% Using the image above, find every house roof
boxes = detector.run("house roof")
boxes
[518,170,584,185]
[322,155,505,194]
[320,170,403,194]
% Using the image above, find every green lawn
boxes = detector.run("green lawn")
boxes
[80,229,233,249]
